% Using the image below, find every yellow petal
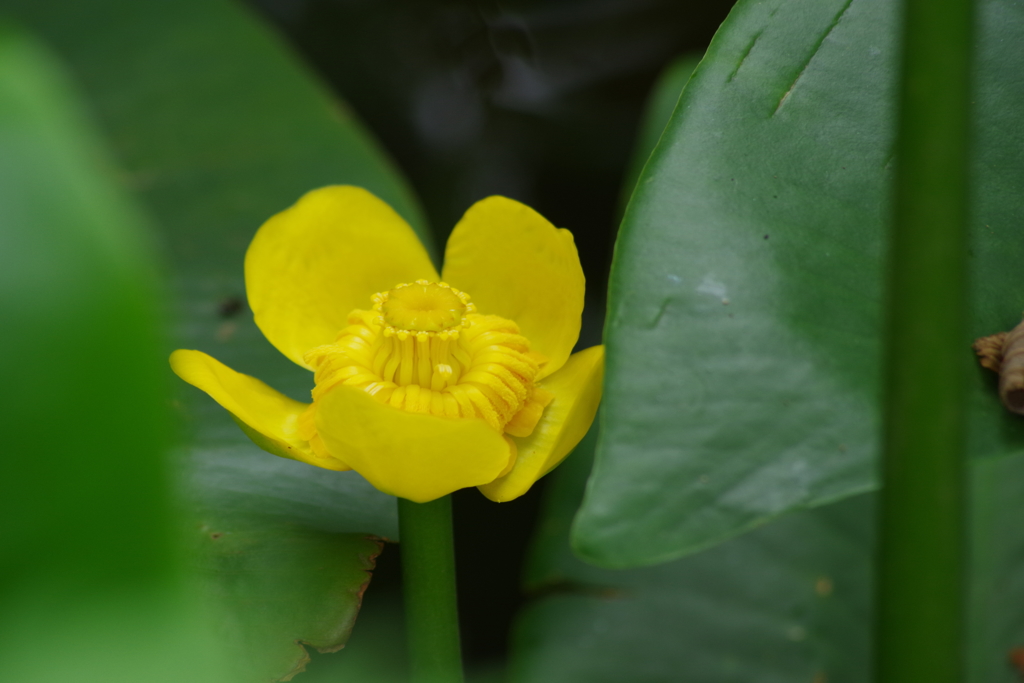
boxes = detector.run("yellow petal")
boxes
[315,383,511,502]
[441,196,584,380]
[246,186,439,369]
[169,349,350,471]
[479,345,604,502]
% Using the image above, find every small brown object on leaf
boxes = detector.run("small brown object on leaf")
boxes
[1008,646,1024,676]
[973,331,1008,372]
[973,320,1024,414]
[217,294,244,319]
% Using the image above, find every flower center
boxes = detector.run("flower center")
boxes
[375,280,472,335]
[299,281,554,453]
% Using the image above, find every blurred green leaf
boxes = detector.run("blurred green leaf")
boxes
[511,435,1024,683]
[617,53,701,216]
[0,24,224,683]
[574,0,1024,567]
[0,17,169,607]
[1,0,434,677]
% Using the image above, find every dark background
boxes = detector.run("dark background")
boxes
[247,0,737,671]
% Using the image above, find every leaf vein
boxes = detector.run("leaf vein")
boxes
[728,28,765,83]
[772,0,857,116]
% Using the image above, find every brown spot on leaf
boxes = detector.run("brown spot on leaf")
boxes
[218,295,244,318]
[215,320,238,342]
[1009,646,1024,676]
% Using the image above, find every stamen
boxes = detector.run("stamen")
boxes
[398,336,415,386]
[302,281,550,447]
[416,333,431,387]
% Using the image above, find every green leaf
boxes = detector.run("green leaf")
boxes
[512,436,1024,683]
[574,0,1024,567]
[517,438,875,683]
[194,520,382,682]
[0,24,223,682]
[1,0,433,676]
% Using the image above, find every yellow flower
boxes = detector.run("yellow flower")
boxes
[171,186,604,503]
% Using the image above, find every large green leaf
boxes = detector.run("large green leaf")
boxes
[511,435,1024,683]
[1,0,432,677]
[574,0,1024,567]
[0,25,223,682]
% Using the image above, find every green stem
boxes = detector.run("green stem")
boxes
[877,0,973,681]
[398,496,464,683]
